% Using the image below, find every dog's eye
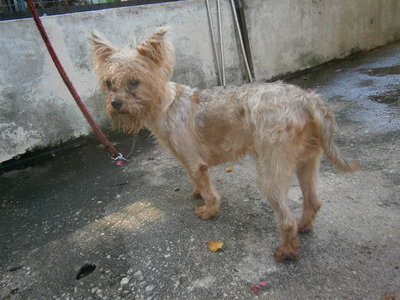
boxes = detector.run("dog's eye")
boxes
[128,79,139,89]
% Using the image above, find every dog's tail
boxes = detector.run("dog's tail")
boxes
[311,98,360,172]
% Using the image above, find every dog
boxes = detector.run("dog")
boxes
[89,28,360,261]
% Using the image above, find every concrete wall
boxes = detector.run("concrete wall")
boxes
[1,0,400,163]
[243,0,400,80]
[0,0,244,162]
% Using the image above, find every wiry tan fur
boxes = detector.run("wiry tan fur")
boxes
[89,29,360,261]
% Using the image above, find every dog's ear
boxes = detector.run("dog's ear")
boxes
[89,31,116,65]
[137,28,167,62]
[148,28,168,41]
[136,28,175,75]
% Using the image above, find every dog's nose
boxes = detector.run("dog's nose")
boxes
[111,99,123,110]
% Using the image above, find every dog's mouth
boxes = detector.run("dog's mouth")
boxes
[112,109,129,114]
[109,110,143,134]
[108,96,143,115]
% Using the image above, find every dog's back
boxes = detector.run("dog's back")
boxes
[195,82,359,172]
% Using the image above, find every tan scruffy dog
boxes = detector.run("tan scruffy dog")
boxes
[89,28,360,261]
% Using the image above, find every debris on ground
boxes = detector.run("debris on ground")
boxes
[207,240,224,252]
[250,280,269,294]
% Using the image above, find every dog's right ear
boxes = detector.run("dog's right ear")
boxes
[88,31,116,65]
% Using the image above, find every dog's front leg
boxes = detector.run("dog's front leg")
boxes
[189,164,220,219]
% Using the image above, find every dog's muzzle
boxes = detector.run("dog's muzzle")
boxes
[111,99,123,110]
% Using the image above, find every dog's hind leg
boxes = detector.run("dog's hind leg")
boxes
[296,152,323,233]
[189,164,221,219]
[191,185,202,197]
[256,149,299,261]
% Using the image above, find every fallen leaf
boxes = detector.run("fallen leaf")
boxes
[216,178,223,182]
[207,240,224,252]
[225,167,233,173]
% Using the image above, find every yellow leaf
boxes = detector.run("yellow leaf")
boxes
[207,240,224,252]
[225,167,233,173]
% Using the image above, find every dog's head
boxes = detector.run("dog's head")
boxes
[89,28,175,133]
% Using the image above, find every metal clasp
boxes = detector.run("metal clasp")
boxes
[112,153,128,162]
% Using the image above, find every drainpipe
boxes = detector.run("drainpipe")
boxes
[205,0,223,85]
[230,0,253,82]
[217,0,226,86]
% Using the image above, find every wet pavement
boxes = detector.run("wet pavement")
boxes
[1,42,399,300]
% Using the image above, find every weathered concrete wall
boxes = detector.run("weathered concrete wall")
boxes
[0,0,243,162]
[1,0,400,163]
[243,0,400,80]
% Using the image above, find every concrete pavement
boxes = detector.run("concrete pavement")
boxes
[1,41,399,299]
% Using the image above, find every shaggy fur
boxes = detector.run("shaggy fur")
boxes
[89,29,360,261]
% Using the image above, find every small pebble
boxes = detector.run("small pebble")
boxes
[134,270,144,280]
[121,277,130,285]
[146,285,155,293]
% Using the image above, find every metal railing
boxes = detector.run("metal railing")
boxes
[0,0,181,20]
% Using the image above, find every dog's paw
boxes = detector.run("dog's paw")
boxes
[195,206,217,220]
[274,240,299,261]
[297,219,314,233]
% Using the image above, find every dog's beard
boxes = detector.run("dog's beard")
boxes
[109,110,144,134]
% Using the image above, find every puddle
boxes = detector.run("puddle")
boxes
[359,65,400,76]
[316,60,400,134]
[370,89,400,105]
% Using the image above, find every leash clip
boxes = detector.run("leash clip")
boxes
[112,153,128,165]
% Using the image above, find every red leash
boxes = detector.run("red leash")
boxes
[26,0,126,164]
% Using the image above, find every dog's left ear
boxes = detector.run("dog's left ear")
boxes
[137,28,175,76]
[89,31,116,66]
[137,28,167,62]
